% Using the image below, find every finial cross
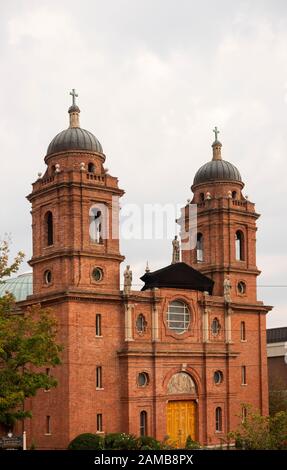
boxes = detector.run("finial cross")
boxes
[213,126,220,141]
[70,88,78,106]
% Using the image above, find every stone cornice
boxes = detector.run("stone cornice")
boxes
[29,250,124,265]
[17,289,124,307]
[117,349,240,358]
[27,181,124,201]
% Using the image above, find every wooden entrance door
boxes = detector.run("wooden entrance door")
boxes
[166,401,196,447]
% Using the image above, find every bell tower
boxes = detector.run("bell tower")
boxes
[24,91,126,449]
[27,90,124,296]
[181,128,260,302]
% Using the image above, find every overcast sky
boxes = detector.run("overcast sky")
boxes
[0,0,286,328]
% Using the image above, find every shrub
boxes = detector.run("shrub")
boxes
[68,433,104,450]
[185,435,200,449]
[137,435,161,450]
[29,439,36,450]
[104,433,138,450]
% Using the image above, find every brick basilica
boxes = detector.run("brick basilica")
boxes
[14,92,271,449]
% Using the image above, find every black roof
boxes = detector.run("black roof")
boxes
[47,127,103,156]
[267,327,287,344]
[140,262,214,294]
[193,160,242,186]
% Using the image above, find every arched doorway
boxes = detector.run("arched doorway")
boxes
[166,372,197,447]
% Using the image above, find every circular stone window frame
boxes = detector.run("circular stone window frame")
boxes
[137,372,149,387]
[44,269,52,285]
[237,281,246,295]
[214,370,223,385]
[92,267,104,282]
[166,299,191,335]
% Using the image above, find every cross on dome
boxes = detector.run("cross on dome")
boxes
[213,126,220,141]
[70,88,78,106]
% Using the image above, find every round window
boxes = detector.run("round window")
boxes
[237,281,246,294]
[167,300,190,334]
[214,370,223,384]
[92,267,103,282]
[44,270,52,285]
[138,372,149,387]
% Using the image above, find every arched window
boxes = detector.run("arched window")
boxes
[199,192,205,202]
[240,321,246,341]
[167,300,190,334]
[89,206,104,243]
[88,162,95,173]
[96,414,103,432]
[140,411,147,437]
[241,365,247,385]
[242,406,247,423]
[215,407,222,432]
[211,318,221,336]
[136,314,147,334]
[232,191,237,199]
[96,366,102,388]
[45,211,53,246]
[96,314,102,337]
[196,233,204,262]
[235,230,244,261]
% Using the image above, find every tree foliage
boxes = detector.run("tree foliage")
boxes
[0,240,24,280]
[269,375,287,416]
[229,404,287,450]
[0,240,62,427]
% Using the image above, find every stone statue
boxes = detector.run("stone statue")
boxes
[172,235,180,264]
[224,275,232,303]
[123,265,132,296]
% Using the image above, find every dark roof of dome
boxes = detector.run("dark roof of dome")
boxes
[68,104,80,113]
[46,127,103,156]
[193,159,242,186]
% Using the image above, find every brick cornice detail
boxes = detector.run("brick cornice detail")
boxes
[27,182,124,201]
[29,250,124,265]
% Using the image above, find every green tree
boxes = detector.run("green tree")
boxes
[269,375,287,416]
[229,404,287,450]
[0,240,24,279]
[0,240,62,428]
